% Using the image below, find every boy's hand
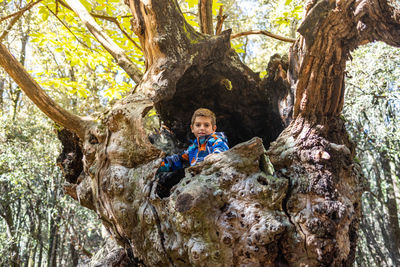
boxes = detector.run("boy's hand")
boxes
[159,161,170,172]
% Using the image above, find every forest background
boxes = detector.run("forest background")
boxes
[0,0,399,266]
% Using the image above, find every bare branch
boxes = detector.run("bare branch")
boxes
[0,43,89,139]
[198,0,213,35]
[0,0,43,22]
[64,0,143,83]
[231,30,296,43]
[215,5,227,35]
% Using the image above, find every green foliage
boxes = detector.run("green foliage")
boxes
[0,112,103,266]
[3,0,399,265]
[0,1,108,262]
[180,0,223,29]
[220,0,303,74]
[25,0,143,105]
[212,0,223,16]
[344,42,400,157]
[273,4,303,29]
[344,42,400,266]
[186,0,198,9]
[231,41,245,54]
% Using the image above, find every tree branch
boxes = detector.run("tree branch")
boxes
[0,0,43,22]
[111,18,143,52]
[126,0,206,69]
[231,30,296,43]
[0,0,44,41]
[88,13,142,52]
[198,0,213,34]
[64,0,143,83]
[290,0,400,118]
[0,43,89,139]
[47,7,92,50]
[0,10,23,42]
[354,0,400,47]
[56,0,142,51]
[215,5,227,35]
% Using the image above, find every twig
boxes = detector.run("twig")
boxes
[0,10,23,41]
[47,7,93,51]
[231,30,296,43]
[347,81,389,99]
[57,0,132,20]
[55,0,143,82]
[56,0,141,50]
[88,13,142,51]
[0,0,43,22]
[113,20,142,51]
[215,5,227,35]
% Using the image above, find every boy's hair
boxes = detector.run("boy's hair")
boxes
[191,108,216,126]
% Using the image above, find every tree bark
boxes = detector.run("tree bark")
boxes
[70,242,79,267]
[1,0,400,266]
[198,0,213,34]
[266,1,398,264]
[359,219,385,266]
[37,211,43,267]
[47,186,60,267]
[0,183,21,267]
[0,78,4,112]
[26,207,36,267]
[380,152,400,264]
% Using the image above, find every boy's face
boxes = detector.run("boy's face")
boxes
[191,116,216,138]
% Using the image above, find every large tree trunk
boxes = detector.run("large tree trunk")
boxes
[1,0,400,266]
[54,0,400,265]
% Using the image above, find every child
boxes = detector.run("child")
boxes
[159,108,229,172]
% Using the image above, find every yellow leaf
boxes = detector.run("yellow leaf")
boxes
[80,0,92,11]
[212,1,223,16]
[186,0,198,9]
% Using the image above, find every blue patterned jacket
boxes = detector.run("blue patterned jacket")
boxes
[159,132,229,172]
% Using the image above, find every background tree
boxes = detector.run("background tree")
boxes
[0,0,399,266]
[344,42,400,266]
[0,104,104,266]
[0,2,106,265]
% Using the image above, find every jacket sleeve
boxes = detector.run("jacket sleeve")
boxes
[211,138,229,153]
[159,150,190,172]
